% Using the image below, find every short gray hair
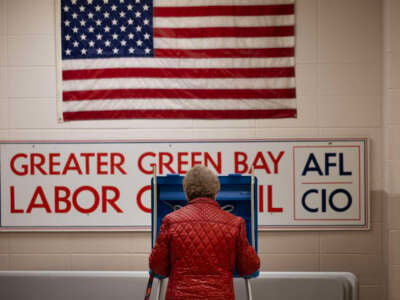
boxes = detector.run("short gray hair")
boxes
[183,165,220,201]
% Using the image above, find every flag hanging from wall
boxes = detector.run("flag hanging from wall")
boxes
[56,0,296,121]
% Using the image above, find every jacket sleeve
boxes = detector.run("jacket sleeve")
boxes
[149,218,171,277]
[235,218,260,277]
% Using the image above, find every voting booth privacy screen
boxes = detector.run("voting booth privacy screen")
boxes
[151,173,259,278]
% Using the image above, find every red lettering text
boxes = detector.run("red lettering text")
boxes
[10,186,24,213]
[55,186,71,213]
[137,185,151,213]
[26,186,52,213]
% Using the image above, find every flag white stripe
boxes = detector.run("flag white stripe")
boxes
[62,57,295,70]
[63,77,296,91]
[154,37,295,50]
[63,98,297,111]
[154,0,294,7]
[154,15,295,28]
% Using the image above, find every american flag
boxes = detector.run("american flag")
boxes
[58,0,296,121]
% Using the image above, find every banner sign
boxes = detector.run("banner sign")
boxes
[0,139,368,231]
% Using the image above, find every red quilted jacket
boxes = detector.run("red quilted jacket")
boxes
[149,197,260,300]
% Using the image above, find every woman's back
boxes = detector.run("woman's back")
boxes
[150,197,259,300]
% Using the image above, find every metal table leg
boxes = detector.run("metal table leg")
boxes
[245,278,253,300]
[156,278,164,300]
[245,170,255,300]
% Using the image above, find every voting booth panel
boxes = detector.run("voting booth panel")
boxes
[151,173,259,277]
[149,173,259,300]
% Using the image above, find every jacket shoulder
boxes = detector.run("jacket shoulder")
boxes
[228,213,246,229]
[219,209,244,224]
[165,204,244,228]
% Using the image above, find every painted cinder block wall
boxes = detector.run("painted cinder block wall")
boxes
[0,0,391,299]
[384,1,400,300]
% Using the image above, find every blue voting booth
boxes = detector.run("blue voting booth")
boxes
[151,173,259,278]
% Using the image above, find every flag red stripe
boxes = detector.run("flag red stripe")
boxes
[153,4,295,17]
[154,48,295,58]
[63,109,297,120]
[153,26,295,38]
[62,67,295,80]
[63,88,296,101]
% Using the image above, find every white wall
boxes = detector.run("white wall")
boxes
[384,0,400,299]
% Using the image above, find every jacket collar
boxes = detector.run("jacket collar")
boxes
[188,197,220,207]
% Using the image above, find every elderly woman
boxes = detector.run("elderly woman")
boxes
[149,165,260,300]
